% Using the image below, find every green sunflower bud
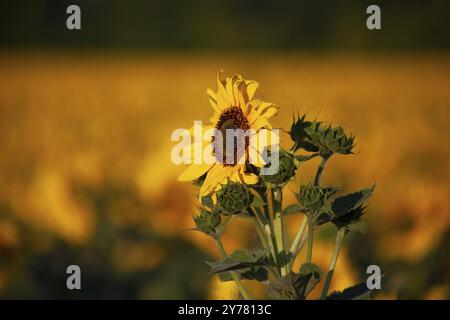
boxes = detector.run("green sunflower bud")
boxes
[320,125,355,156]
[289,115,319,153]
[296,183,326,212]
[290,115,355,157]
[263,149,299,186]
[217,182,252,214]
[193,207,222,238]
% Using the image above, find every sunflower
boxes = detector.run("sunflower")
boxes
[177,71,279,198]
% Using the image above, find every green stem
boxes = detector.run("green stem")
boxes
[253,207,278,276]
[252,219,267,248]
[288,217,307,269]
[266,186,281,275]
[306,216,314,263]
[251,208,268,249]
[289,217,307,255]
[320,229,345,300]
[314,155,329,186]
[264,224,280,277]
[272,187,287,276]
[215,239,251,300]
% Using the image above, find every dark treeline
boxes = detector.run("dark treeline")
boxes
[0,0,449,49]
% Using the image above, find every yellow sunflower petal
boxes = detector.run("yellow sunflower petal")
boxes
[217,71,233,107]
[237,167,259,185]
[246,80,259,100]
[178,163,214,181]
[251,116,272,129]
[248,101,278,124]
[225,77,236,105]
[209,112,220,125]
[207,89,221,113]
[200,165,233,196]
[248,145,267,168]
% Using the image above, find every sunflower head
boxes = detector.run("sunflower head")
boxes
[177,71,279,199]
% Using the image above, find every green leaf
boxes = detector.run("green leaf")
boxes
[295,153,319,162]
[322,185,342,199]
[217,267,269,282]
[299,263,322,298]
[283,203,305,216]
[268,264,322,300]
[347,219,367,235]
[267,272,302,300]
[206,249,268,274]
[326,282,374,300]
[250,190,265,208]
[331,183,375,217]
[201,195,214,209]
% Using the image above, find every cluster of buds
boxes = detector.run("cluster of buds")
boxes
[184,104,375,300]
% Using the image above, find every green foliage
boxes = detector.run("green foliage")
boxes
[189,110,377,300]
[327,282,374,300]
[268,264,322,300]
[283,203,304,216]
[217,266,269,282]
[316,184,375,231]
[331,184,375,217]
[206,250,268,276]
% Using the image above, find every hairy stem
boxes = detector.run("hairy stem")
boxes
[215,239,251,300]
[320,228,345,300]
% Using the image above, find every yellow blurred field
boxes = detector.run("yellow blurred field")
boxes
[0,51,449,299]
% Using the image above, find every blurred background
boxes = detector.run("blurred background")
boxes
[0,0,449,299]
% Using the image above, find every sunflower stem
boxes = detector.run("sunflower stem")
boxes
[314,155,330,186]
[253,207,278,276]
[215,239,251,300]
[288,217,307,269]
[320,228,346,300]
[306,216,314,264]
[251,208,268,249]
[272,187,287,276]
[267,186,282,275]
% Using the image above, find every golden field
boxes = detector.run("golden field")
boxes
[0,51,449,299]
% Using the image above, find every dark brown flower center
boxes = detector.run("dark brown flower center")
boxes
[212,106,250,166]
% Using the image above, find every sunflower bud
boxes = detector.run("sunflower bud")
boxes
[289,115,355,157]
[193,207,223,238]
[289,115,319,153]
[263,149,299,186]
[217,182,252,214]
[296,183,326,212]
[320,126,355,156]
